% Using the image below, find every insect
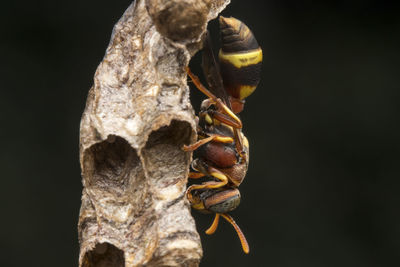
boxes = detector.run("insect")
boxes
[184,16,262,254]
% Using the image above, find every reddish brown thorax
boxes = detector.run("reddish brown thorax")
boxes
[203,141,237,168]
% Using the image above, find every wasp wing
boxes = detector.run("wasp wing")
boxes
[202,32,231,108]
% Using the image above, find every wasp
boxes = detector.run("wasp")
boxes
[184,16,262,254]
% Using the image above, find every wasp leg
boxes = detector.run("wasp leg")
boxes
[188,172,205,179]
[186,168,229,203]
[187,173,228,193]
[186,189,205,211]
[184,136,214,151]
[221,213,250,254]
[205,213,221,235]
[186,66,217,103]
[233,128,245,159]
[186,66,245,156]
[186,67,242,129]
[214,98,243,129]
[183,134,234,152]
[207,166,230,186]
[210,111,242,129]
[186,180,221,204]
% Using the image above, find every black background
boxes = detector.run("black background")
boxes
[1,0,399,266]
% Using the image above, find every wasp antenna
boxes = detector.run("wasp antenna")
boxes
[205,213,221,235]
[221,213,250,254]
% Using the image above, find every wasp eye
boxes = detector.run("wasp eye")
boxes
[204,188,241,213]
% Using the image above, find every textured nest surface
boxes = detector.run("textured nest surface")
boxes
[78,0,230,266]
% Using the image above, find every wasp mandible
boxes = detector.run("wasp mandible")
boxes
[184,16,262,254]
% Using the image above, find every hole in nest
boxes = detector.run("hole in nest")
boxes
[83,136,142,191]
[82,242,124,267]
[145,120,192,148]
[142,120,193,186]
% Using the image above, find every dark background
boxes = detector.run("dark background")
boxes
[1,0,399,266]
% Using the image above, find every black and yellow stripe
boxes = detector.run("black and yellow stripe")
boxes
[218,16,263,100]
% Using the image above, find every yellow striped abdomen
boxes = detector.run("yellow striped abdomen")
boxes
[219,16,263,101]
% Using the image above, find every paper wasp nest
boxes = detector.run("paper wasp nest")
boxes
[78,0,230,266]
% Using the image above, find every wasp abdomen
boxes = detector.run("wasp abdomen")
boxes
[218,16,262,101]
[219,16,259,53]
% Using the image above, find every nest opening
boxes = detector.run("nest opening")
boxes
[142,120,193,187]
[82,242,124,267]
[83,136,143,192]
[145,120,192,148]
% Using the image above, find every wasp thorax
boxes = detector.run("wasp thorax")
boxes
[218,16,263,102]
